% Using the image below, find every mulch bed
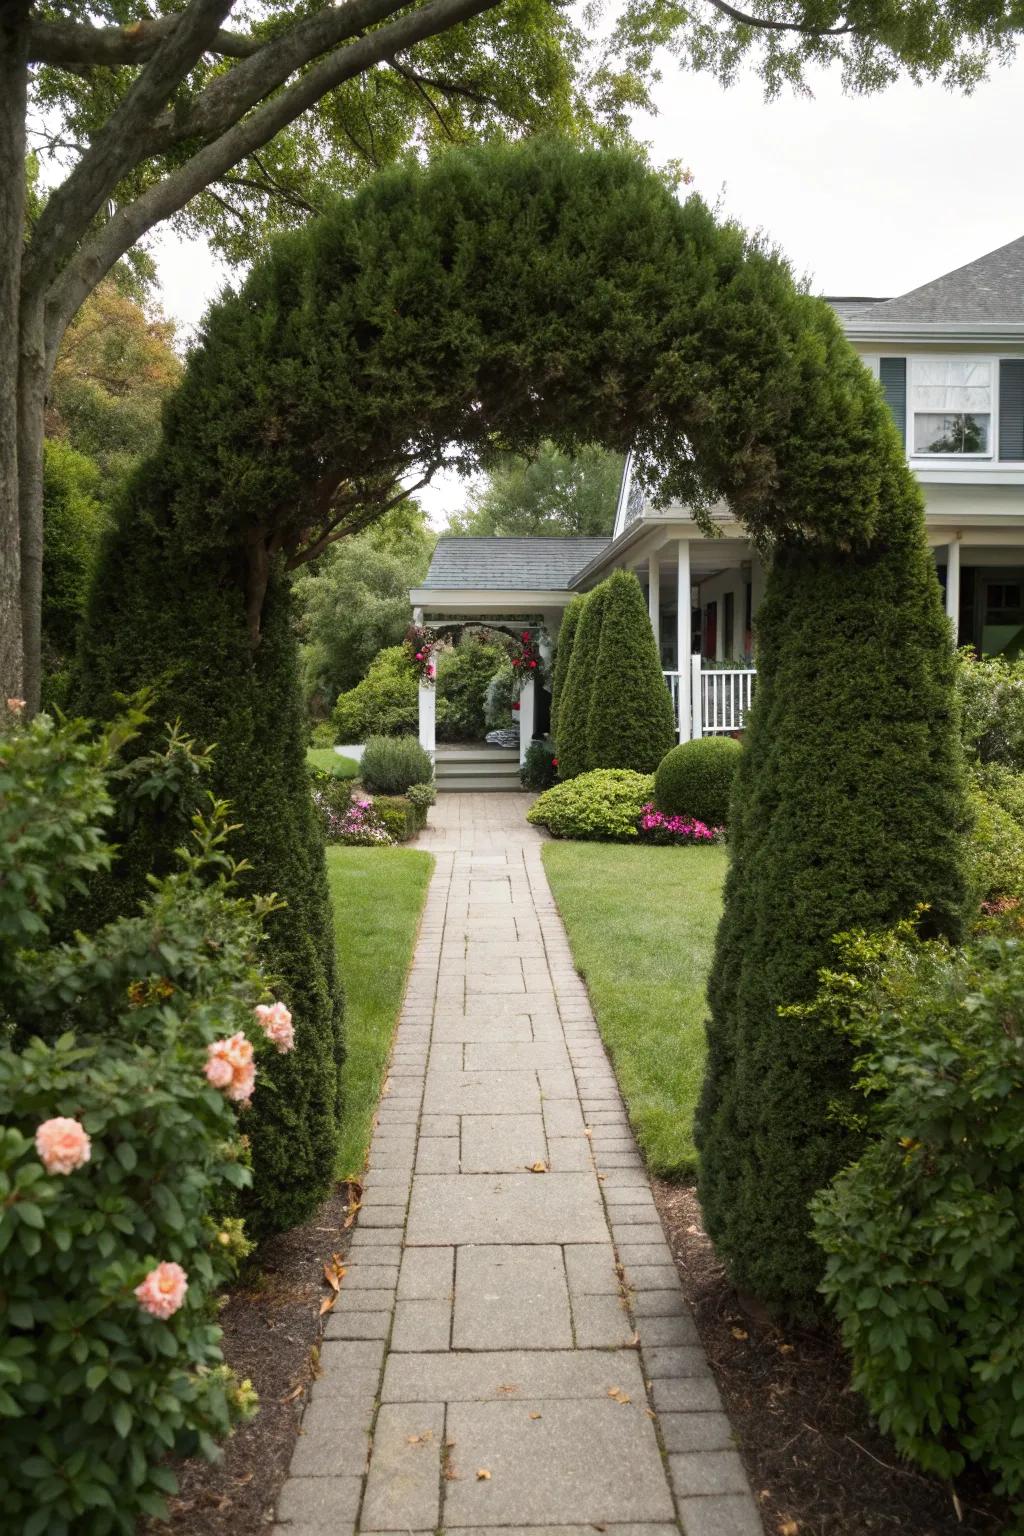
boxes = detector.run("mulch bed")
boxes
[151,1182,356,1536]
[652,1180,1009,1536]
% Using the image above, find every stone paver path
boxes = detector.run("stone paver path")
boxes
[275,794,760,1536]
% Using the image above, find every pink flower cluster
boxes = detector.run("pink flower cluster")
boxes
[35,1117,91,1175]
[204,1032,256,1102]
[135,1261,188,1319]
[325,796,393,846]
[254,1001,295,1053]
[638,804,721,844]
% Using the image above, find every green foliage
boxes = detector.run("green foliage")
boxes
[527,769,654,840]
[975,760,1024,826]
[0,710,265,1533]
[521,736,559,790]
[654,737,741,828]
[586,569,676,773]
[294,522,432,719]
[957,647,1024,769]
[698,526,970,1317]
[485,660,516,730]
[372,794,430,842]
[550,595,583,742]
[40,439,107,703]
[809,924,1024,1503]
[446,440,623,536]
[555,585,608,781]
[332,647,418,740]
[309,722,337,749]
[406,781,437,815]
[967,783,1024,907]
[360,735,434,796]
[437,637,509,742]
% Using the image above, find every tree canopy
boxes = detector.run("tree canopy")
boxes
[447,441,623,537]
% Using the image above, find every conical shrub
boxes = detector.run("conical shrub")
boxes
[586,569,676,773]
[555,585,607,779]
[550,594,583,741]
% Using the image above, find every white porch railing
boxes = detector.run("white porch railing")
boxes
[663,663,756,739]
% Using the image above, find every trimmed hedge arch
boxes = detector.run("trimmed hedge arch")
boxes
[76,138,968,1291]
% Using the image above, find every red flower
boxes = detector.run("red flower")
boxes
[511,656,520,666]
[529,660,537,668]
[552,757,558,767]
[512,702,520,711]
[521,631,530,641]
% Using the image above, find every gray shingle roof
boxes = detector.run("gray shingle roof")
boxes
[420,536,610,590]
[826,296,890,318]
[847,236,1024,324]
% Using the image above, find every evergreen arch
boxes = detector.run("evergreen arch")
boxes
[77,138,967,1284]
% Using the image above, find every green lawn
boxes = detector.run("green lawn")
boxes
[326,846,433,1179]
[542,842,727,1179]
[307,748,360,778]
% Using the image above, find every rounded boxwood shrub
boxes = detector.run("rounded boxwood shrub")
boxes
[654,737,741,828]
[333,646,418,740]
[360,734,434,796]
[527,768,653,840]
[587,570,676,773]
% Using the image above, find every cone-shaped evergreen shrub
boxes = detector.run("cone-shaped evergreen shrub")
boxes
[550,595,583,741]
[587,570,676,773]
[697,487,970,1316]
[655,737,741,828]
[555,586,607,779]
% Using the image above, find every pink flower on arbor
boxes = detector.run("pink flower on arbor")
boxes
[135,1261,188,1319]
[255,1001,295,1053]
[35,1117,92,1175]
[204,1032,256,1102]
[6,697,26,714]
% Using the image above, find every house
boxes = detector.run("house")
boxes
[410,235,1024,762]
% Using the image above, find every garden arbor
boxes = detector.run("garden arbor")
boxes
[77,139,967,1303]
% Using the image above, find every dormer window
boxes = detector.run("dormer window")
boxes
[910,359,992,456]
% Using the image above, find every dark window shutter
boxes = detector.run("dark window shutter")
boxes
[999,360,1024,461]
[879,357,907,441]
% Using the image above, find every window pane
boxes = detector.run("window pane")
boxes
[913,413,990,454]
[911,360,991,417]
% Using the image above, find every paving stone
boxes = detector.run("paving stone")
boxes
[345,1265,399,1290]
[287,1393,375,1475]
[398,1245,454,1300]
[328,1288,395,1314]
[275,1475,363,1525]
[542,1099,587,1136]
[644,1346,713,1379]
[622,1265,679,1290]
[659,1412,736,1452]
[563,1243,619,1296]
[347,1241,402,1267]
[631,1290,687,1317]
[360,1186,409,1207]
[463,1041,570,1071]
[382,1348,647,1403]
[423,1071,542,1116]
[460,1114,547,1173]
[324,1310,391,1341]
[361,1402,445,1531]
[391,1298,451,1351]
[638,1314,699,1347]
[676,1494,763,1536]
[571,1293,635,1348]
[416,1137,460,1172]
[435,1015,534,1043]
[650,1377,725,1414]
[421,1114,460,1136]
[406,1174,607,1246]
[453,1245,572,1349]
[443,1399,675,1526]
[358,1209,406,1230]
[668,1451,751,1497]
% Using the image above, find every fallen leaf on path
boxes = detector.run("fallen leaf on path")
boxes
[476,1469,491,1481]
[731,1326,749,1340]
[407,1431,434,1446]
[317,1293,336,1316]
[584,1127,593,1138]
[497,1383,519,1395]
[526,1161,548,1173]
[607,1387,631,1404]
[280,1384,305,1404]
[778,1522,799,1534]
[528,1412,542,1420]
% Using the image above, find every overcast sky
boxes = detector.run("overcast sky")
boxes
[150,47,1024,522]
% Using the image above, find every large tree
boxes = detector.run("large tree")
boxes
[447,440,624,536]
[3,1,1024,707]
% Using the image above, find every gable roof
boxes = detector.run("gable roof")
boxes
[421,536,610,590]
[848,236,1024,325]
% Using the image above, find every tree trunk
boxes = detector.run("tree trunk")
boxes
[18,296,47,714]
[0,1,29,703]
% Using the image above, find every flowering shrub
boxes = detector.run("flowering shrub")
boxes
[405,623,438,684]
[511,629,542,682]
[638,804,722,845]
[0,707,281,1532]
[324,794,394,846]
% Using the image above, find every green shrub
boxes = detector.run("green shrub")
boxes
[521,736,558,790]
[485,660,516,730]
[0,709,264,1533]
[956,648,1024,769]
[555,585,607,780]
[371,793,432,841]
[967,784,1024,907]
[361,734,434,795]
[698,522,970,1318]
[41,439,107,697]
[406,781,436,824]
[550,595,583,741]
[332,646,418,740]
[527,769,654,840]
[587,570,676,773]
[309,721,336,749]
[436,637,508,742]
[808,923,1024,1502]
[654,737,741,828]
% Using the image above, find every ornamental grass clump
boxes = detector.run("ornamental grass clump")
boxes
[0,705,289,1533]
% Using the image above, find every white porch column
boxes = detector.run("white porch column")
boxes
[518,676,536,766]
[648,553,661,657]
[677,539,691,742]
[418,681,436,758]
[946,536,961,644]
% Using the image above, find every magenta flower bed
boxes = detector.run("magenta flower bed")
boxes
[638,803,723,845]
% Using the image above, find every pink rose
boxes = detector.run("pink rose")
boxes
[415,651,423,660]
[135,1261,188,1319]
[205,1033,256,1102]
[35,1117,91,1176]
[255,1001,295,1053]
[6,697,25,714]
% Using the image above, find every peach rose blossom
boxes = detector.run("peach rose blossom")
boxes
[6,697,25,714]
[35,1117,91,1175]
[204,1032,256,1102]
[254,1001,295,1053]
[135,1261,188,1319]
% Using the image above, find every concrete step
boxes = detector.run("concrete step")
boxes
[435,747,521,793]
[436,774,523,793]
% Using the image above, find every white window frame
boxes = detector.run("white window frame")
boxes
[908,355,995,462]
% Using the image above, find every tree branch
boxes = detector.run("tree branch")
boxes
[387,57,494,106]
[284,473,435,568]
[704,0,855,37]
[23,0,236,300]
[45,0,505,356]
[27,14,261,66]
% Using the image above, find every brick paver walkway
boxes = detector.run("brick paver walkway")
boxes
[274,794,759,1536]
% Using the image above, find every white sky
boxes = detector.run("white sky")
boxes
[148,47,1024,524]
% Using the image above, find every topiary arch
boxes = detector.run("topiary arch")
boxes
[76,137,968,1288]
